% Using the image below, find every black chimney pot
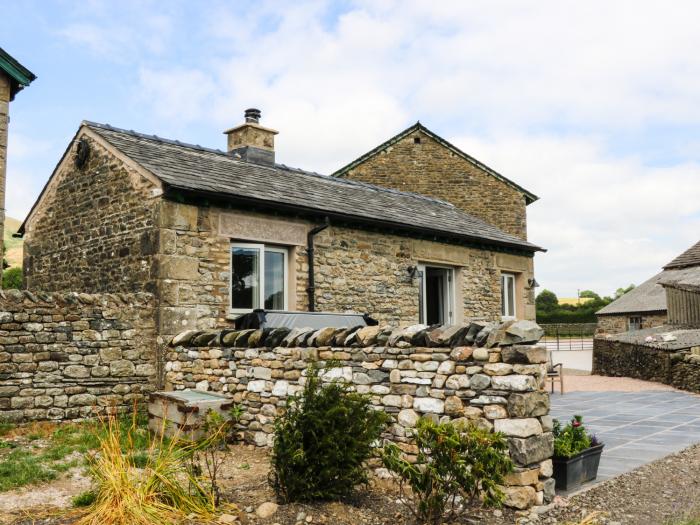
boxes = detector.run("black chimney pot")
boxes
[245,108,261,123]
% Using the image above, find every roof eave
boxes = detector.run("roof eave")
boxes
[163,184,544,255]
[0,48,36,99]
[332,122,539,205]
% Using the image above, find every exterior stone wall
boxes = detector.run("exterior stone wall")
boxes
[338,129,529,240]
[0,289,157,422]
[0,72,10,277]
[156,202,536,338]
[593,337,700,393]
[23,135,161,294]
[164,322,554,509]
[596,312,667,334]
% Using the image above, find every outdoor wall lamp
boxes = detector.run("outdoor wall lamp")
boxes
[407,265,419,280]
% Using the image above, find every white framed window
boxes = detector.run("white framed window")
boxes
[417,264,455,325]
[501,273,516,319]
[230,243,288,313]
[629,316,642,331]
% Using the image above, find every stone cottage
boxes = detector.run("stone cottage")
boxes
[596,239,700,333]
[19,110,543,338]
[0,47,35,279]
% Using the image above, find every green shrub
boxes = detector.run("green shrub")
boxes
[1,267,22,290]
[270,364,388,502]
[72,490,97,507]
[381,418,513,525]
[553,415,592,458]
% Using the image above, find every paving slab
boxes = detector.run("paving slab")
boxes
[551,388,700,494]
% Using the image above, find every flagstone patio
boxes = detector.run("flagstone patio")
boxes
[550,389,700,484]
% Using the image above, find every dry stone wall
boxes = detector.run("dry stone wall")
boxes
[165,320,555,509]
[594,336,700,393]
[0,289,157,422]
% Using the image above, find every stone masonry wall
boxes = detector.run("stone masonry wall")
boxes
[0,289,157,422]
[338,129,529,240]
[0,72,10,277]
[156,202,536,338]
[165,321,555,510]
[593,337,700,393]
[596,313,667,334]
[23,135,161,294]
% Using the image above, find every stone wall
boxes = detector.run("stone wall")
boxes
[0,289,157,422]
[593,337,700,393]
[0,72,10,277]
[596,312,667,334]
[338,129,530,240]
[156,202,536,337]
[23,134,161,294]
[164,321,555,509]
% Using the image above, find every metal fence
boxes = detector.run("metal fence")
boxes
[539,323,597,351]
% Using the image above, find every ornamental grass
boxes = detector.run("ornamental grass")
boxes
[76,410,219,525]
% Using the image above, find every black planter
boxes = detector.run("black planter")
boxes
[552,443,605,491]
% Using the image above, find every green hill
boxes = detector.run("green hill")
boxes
[3,217,23,268]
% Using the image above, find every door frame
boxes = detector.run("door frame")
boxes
[417,263,455,325]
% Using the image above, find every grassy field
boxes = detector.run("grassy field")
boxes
[3,216,23,268]
[0,414,150,492]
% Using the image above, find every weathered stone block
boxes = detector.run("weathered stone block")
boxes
[494,418,542,438]
[110,360,136,377]
[501,345,547,364]
[502,485,536,510]
[508,433,554,466]
[490,375,537,392]
[483,363,513,376]
[64,365,90,378]
[507,391,550,417]
[160,256,199,280]
[413,397,444,414]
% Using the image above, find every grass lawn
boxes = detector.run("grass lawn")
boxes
[0,413,150,492]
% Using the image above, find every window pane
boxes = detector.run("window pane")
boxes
[264,250,285,310]
[231,247,261,309]
[501,275,507,316]
[507,276,515,317]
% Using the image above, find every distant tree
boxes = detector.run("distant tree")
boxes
[536,289,559,312]
[614,284,635,299]
[2,267,22,290]
[579,290,601,301]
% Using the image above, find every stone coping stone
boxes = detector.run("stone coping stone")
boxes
[171,320,544,350]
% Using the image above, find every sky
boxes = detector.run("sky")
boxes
[2,0,700,298]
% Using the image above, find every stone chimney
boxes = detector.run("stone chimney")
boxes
[224,108,278,166]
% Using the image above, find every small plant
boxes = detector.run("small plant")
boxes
[270,364,389,503]
[72,490,97,507]
[381,418,513,525]
[76,409,216,525]
[188,408,240,507]
[553,415,593,458]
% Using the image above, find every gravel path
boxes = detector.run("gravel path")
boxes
[541,443,700,525]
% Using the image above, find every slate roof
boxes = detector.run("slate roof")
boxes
[332,122,539,204]
[664,240,700,270]
[658,266,700,293]
[596,270,671,315]
[81,122,542,253]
